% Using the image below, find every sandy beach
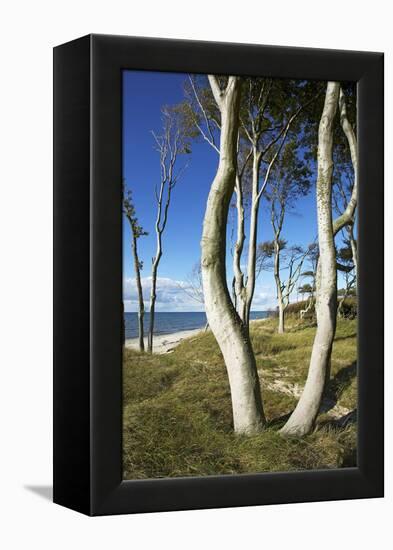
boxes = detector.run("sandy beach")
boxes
[124,318,269,354]
[125,328,203,354]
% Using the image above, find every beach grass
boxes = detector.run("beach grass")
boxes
[123,316,357,479]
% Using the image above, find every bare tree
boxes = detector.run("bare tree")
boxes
[148,108,188,353]
[123,186,148,351]
[266,140,312,332]
[280,82,340,437]
[298,243,318,319]
[274,244,310,333]
[179,261,209,332]
[178,262,204,304]
[201,75,266,434]
[177,262,209,331]
[256,239,310,331]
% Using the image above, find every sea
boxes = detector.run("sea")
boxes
[124,311,269,340]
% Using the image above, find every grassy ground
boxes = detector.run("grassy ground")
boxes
[123,316,357,479]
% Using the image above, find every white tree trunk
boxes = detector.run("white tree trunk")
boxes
[148,245,161,353]
[280,82,339,437]
[201,76,265,434]
[131,233,145,352]
[148,203,164,353]
[232,174,247,322]
[273,236,285,334]
[278,300,285,334]
[244,149,263,326]
[333,87,358,236]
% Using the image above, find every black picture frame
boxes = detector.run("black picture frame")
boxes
[53,34,384,516]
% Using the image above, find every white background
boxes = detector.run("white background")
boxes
[0,1,390,548]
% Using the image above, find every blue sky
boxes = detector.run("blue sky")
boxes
[122,70,346,313]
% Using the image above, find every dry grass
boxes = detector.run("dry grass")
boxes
[123,316,357,479]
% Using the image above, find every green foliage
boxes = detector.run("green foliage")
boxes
[123,185,148,240]
[283,297,357,320]
[123,318,357,479]
[337,239,355,273]
[298,283,313,295]
[285,299,314,316]
[338,297,357,319]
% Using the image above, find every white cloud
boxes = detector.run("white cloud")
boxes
[123,276,277,312]
[123,276,204,312]
[250,285,277,311]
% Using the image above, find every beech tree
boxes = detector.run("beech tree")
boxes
[201,75,266,434]
[280,82,340,437]
[266,140,311,332]
[280,83,357,437]
[256,238,310,332]
[187,76,320,328]
[274,243,310,333]
[298,244,318,319]
[148,108,189,353]
[333,163,358,286]
[123,186,148,351]
[233,79,317,327]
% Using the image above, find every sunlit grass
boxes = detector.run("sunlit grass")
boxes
[123,316,357,479]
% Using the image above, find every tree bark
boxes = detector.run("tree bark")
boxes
[274,239,285,334]
[148,236,162,353]
[131,232,145,351]
[332,87,358,236]
[147,112,183,353]
[244,149,263,326]
[280,82,339,437]
[278,300,285,334]
[232,174,247,322]
[201,76,265,434]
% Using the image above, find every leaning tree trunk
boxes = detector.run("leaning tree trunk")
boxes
[280,82,339,437]
[131,233,145,352]
[201,76,265,434]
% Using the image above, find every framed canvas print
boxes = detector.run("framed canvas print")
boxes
[53,34,384,516]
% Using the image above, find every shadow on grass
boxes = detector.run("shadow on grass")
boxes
[334,333,357,342]
[266,412,292,430]
[327,361,357,403]
[286,321,317,333]
[266,361,357,433]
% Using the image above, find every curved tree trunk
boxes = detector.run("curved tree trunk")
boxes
[300,295,314,319]
[348,225,358,284]
[332,87,358,236]
[131,233,145,351]
[280,82,339,437]
[201,76,265,434]
[233,174,247,322]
